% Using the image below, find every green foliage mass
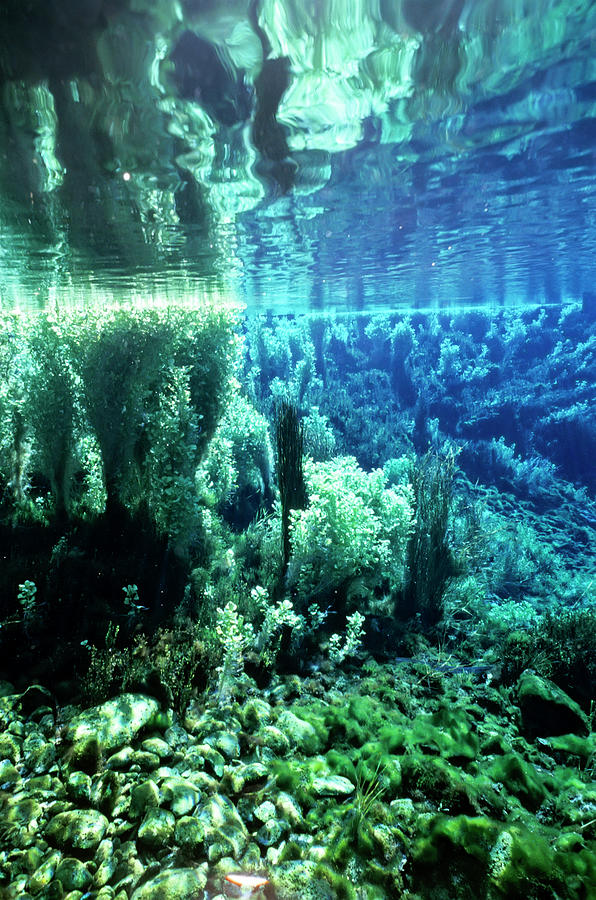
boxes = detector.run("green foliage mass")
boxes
[197,391,273,513]
[287,456,413,607]
[0,303,240,548]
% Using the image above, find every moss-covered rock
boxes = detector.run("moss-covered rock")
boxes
[130,867,208,900]
[517,671,589,738]
[65,694,161,753]
[137,809,175,850]
[45,809,108,851]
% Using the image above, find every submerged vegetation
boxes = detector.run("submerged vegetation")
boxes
[0,300,595,899]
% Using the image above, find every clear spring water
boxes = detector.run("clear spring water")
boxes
[1,0,596,312]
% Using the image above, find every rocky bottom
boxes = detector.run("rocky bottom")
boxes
[1,658,595,900]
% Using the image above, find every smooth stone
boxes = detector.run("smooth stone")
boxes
[195,744,225,778]
[174,815,205,850]
[45,809,108,851]
[311,775,355,797]
[27,775,54,796]
[276,711,319,754]
[164,724,191,748]
[276,792,305,827]
[131,779,161,816]
[241,698,273,730]
[130,750,160,771]
[141,737,171,758]
[130,866,208,900]
[254,800,276,823]
[23,846,45,874]
[4,796,43,828]
[96,838,114,863]
[54,858,91,892]
[95,855,118,887]
[28,851,62,893]
[222,761,268,795]
[66,694,160,753]
[160,775,201,816]
[137,809,175,849]
[106,747,135,770]
[0,759,20,786]
[272,860,335,900]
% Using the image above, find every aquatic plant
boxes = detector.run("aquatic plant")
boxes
[501,608,596,706]
[275,401,307,574]
[214,600,254,704]
[287,455,412,612]
[22,315,81,520]
[197,392,274,527]
[18,579,42,635]
[328,611,366,665]
[0,305,240,549]
[398,451,460,627]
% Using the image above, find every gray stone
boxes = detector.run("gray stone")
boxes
[95,854,118,887]
[106,747,135,770]
[221,761,268,795]
[276,792,305,827]
[131,779,161,816]
[4,796,43,828]
[254,800,276,823]
[141,737,171,759]
[131,750,161,771]
[28,851,62,893]
[261,725,291,755]
[203,731,240,760]
[257,817,287,847]
[241,697,273,730]
[0,759,20,787]
[66,771,91,804]
[23,732,56,774]
[199,794,248,859]
[195,744,225,778]
[0,731,20,762]
[271,860,335,900]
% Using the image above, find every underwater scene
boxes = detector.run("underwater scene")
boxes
[1,1,596,899]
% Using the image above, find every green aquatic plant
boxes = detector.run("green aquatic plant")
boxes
[0,304,240,550]
[18,579,42,634]
[214,600,254,704]
[399,451,460,627]
[328,611,365,665]
[288,455,413,609]
[276,401,307,574]
[23,314,81,520]
[197,391,273,525]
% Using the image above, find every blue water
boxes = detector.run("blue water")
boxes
[1,1,596,312]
